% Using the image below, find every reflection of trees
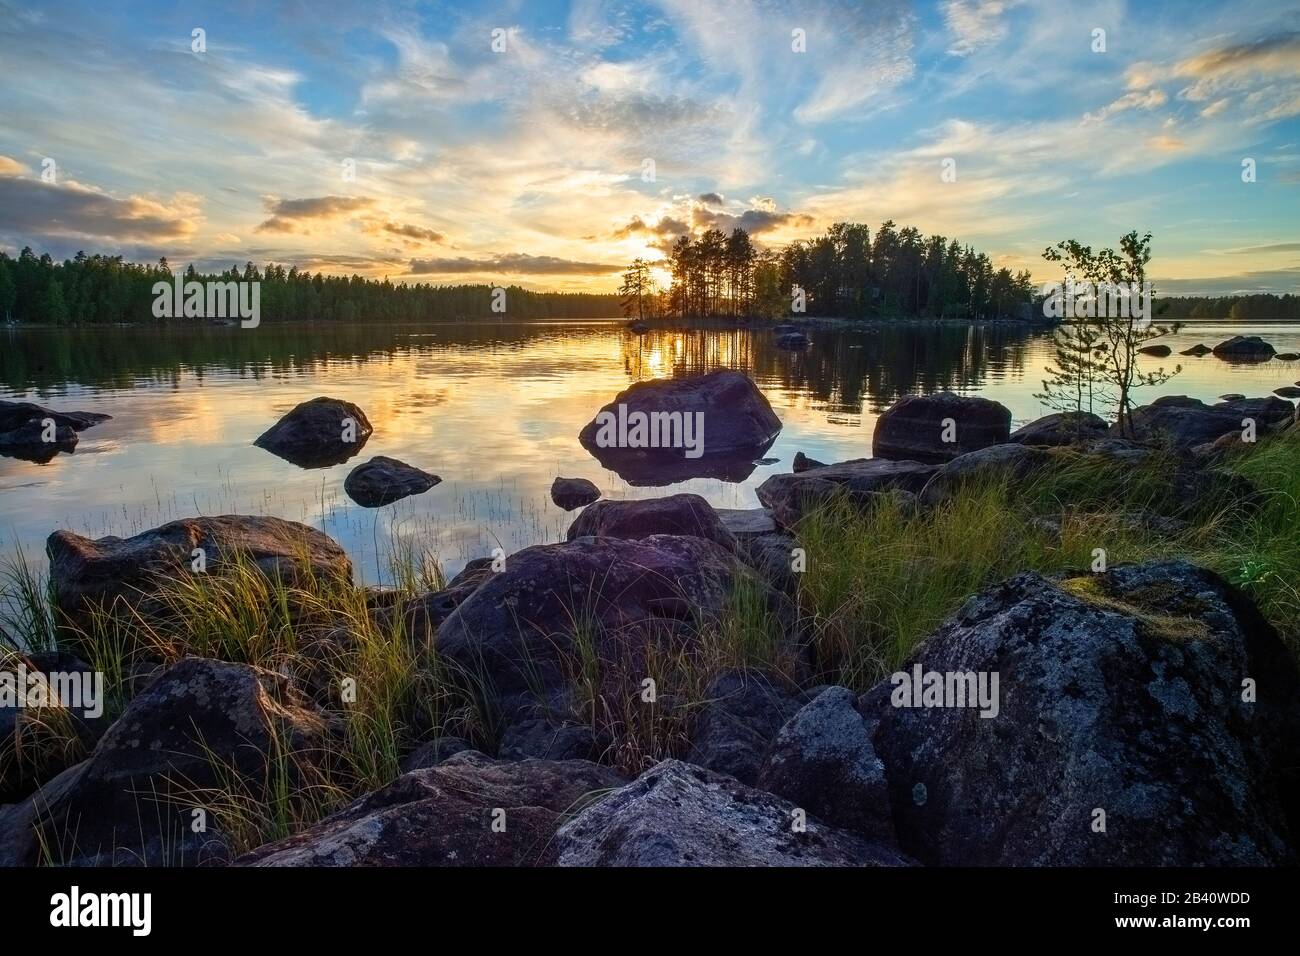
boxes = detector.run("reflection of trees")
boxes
[619,324,1038,414]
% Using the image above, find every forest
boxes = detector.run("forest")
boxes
[0,248,621,324]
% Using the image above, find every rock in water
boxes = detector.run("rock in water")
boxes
[861,561,1300,866]
[0,658,332,866]
[792,451,826,472]
[1213,335,1276,362]
[254,396,372,467]
[550,477,600,511]
[47,515,352,628]
[344,456,439,507]
[1138,344,1172,356]
[872,392,1011,463]
[1008,411,1108,446]
[1121,395,1258,449]
[565,493,736,550]
[553,760,914,866]
[240,751,625,866]
[0,399,110,433]
[1180,343,1213,356]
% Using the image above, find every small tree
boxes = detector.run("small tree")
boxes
[619,258,654,321]
[1038,231,1180,436]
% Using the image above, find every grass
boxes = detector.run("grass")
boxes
[1,424,1297,859]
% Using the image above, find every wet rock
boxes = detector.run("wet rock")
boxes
[872,392,1012,464]
[686,670,803,786]
[861,561,1300,866]
[1213,335,1276,362]
[0,658,332,866]
[240,751,625,866]
[566,493,736,550]
[550,477,600,511]
[254,396,373,468]
[792,451,826,473]
[47,515,352,629]
[756,458,934,529]
[1008,411,1109,446]
[344,456,439,507]
[0,399,110,434]
[553,760,914,866]
[758,687,895,844]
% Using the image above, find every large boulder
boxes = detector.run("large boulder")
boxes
[0,399,110,434]
[47,515,352,626]
[239,751,625,866]
[1213,335,1275,362]
[862,561,1300,866]
[1008,411,1108,446]
[393,558,493,643]
[686,670,803,785]
[0,658,332,866]
[565,494,736,551]
[757,687,895,844]
[1216,396,1295,429]
[553,760,914,866]
[1120,395,1249,449]
[577,371,781,484]
[0,418,78,462]
[919,443,1048,506]
[756,458,934,529]
[434,536,788,709]
[343,456,439,507]
[872,392,1012,463]
[254,396,372,468]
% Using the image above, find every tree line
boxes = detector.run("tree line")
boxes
[0,248,621,324]
[1157,294,1300,322]
[621,220,1041,321]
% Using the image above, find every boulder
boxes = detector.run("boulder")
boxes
[0,399,110,434]
[1120,395,1245,449]
[434,536,788,707]
[1218,393,1245,402]
[758,687,895,843]
[577,371,782,484]
[1008,411,1109,446]
[47,516,352,627]
[0,418,78,462]
[919,443,1049,506]
[499,718,600,761]
[400,736,472,772]
[1180,343,1213,356]
[1274,386,1300,398]
[872,392,1012,463]
[774,331,810,350]
[343,456,439,507]
[686,670,803,785]
[1213,335,1276,362]
[792,451,826,473]
[1138,344,1172,356]
[715,507,776,536]
[254,396,373,468]
[756,458,934,529]
[862,561,1300,866]
[565,494,736,551]
[239,751,625,866]
[394,557,494,643]
[0,658,332,866]
[553,760,914,866]
[1276,353,1300,361]
[550,477,600,511]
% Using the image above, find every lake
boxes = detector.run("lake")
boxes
[2,318,1298,583]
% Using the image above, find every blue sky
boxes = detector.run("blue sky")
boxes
[1,0,1298,293]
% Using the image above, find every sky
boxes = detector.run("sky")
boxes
[0,0,1298,295]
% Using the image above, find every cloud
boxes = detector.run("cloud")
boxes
[0,155,29,176]
[692,206,814,234]
[1083,88,1168,124]
[0,175,200,244]
[364,220,445,243]
[256,196,376,233]
[697,192,724,206]
[1213,241,1300,254]
[1156,265,1300,296]
[613,215,690,239]
[408,253,625,276]
[943,0,1023,57]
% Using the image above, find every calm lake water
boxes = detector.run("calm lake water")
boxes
[2,318,1298,583]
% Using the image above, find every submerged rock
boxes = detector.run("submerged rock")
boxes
[872,392,1012,463]
[344,456,440,507]
[254,396,373,467]
[550,477,600,511]
[553,760,914,866]
[240,751,625,866]
[861,560,1300,866]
